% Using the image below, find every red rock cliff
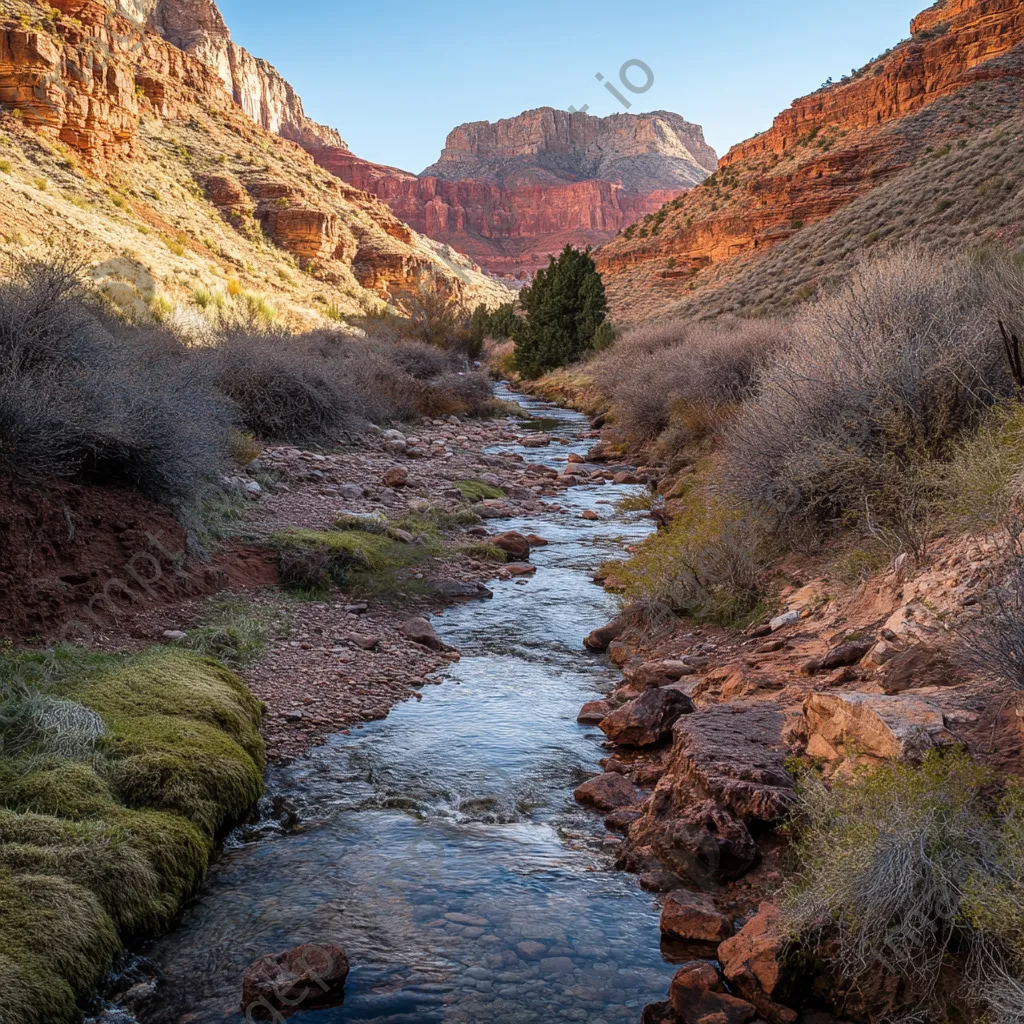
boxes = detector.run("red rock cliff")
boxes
[310,108,717,277]
[596,0,1024,320]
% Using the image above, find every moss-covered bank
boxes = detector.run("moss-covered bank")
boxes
[0,647,265,1024]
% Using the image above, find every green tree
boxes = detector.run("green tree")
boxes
[513,245,608,379]
[486,300,520,340]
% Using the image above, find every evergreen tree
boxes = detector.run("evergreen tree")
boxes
[513,245,608,379]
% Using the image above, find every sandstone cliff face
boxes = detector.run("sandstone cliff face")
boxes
[597,0,1024,321]
[0,0,510,313]
[310,108,717,277]
[143,0,345,149]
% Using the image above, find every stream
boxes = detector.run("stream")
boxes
[127,389,676,1023]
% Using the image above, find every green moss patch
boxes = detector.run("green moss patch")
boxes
[456,479,506,502]
[0,647,264,1024]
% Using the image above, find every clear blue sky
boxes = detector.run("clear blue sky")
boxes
[217,0,926,173]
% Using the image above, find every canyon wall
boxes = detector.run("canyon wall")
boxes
[0,0,511,310]
[596,0,1024,321]
[311,108,717,277]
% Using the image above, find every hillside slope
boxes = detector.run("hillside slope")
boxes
[312,108,717,278]
[597,0,1024,321]
[0,0,511,326]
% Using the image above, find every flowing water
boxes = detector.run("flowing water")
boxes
[128,389,675,1023]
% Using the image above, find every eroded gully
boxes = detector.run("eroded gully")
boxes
[128,388,676,1023]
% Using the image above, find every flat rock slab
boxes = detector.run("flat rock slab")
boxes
[669,702,797,825]
[660,889,734,944]
[804,691,957,762]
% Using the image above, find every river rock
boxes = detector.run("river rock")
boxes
[526,534,549,547]
[400,617,449,652]
[584,617,624,651]
[382,466,408,487]
[660,889,734,944]
[490,531,531,561]
[803,691,956,762]
[241,943,349,1018]
[430,580,494,601]
[803,637,874,674]
[577,699,614,725]
[520,435,551,448]
[669,961,756,1024]
[567,452,585,464]
[574,772,639,811]
[599,688,695,747]
[719,904,798,1024]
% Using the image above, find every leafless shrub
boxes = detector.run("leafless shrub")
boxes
[725,250,1016,547]
[0,252,233,503]
[785,751,1016,1019]
[594,317,787,444]
[958,554,1024,689]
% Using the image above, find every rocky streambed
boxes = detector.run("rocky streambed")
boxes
[94,388,696,1023]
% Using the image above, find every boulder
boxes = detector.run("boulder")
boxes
[577,699,614,725]
[525,534,550,547]
[584,617,624,651]
[769,610,801,631]
[803,638,874,674]
[336,484,366,500]
[627,659,697,689]
[653,703,797,826]
[381,466,408,488]
[400,617,449,652]
[803,692,957,762]
[719,904,798,1024]
[881,645,966,694]
[567,452,585,464]
[644,800,760,885]
[490,531,531,561]
[660,889,734,944]
[241,943,348,1019]
[574,772,639,811]
[600,688,695,747]
[669,961,756,1024]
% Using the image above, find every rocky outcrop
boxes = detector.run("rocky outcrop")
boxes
[597,0,1024,320]
[144,0,344,148]
[0,0,513,309]
[803,691,958,762]
[310,108,718,277]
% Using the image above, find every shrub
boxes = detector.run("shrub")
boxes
[725,251,1018,547]
[594,317,786,446]
[207,331,356,440]
[0,252,232,506]
[514,245,607,379]
[182,597,271,667]
[605,478,773,625]
[785,751,1024,1019]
